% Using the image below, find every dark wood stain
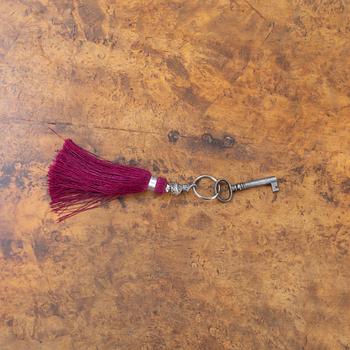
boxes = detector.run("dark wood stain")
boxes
[1,239,13,259]
[166,57,189,79]
[201,133,235,149]
[172,86,211,111]
[117,196,127,209]
[187,211,213,231]
[341,178,350,193]
[32,238,49,261]
[276,54,291,71]
[167,130,180,144]
[78,0,105,42]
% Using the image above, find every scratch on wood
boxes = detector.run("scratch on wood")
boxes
[244,0,267,21]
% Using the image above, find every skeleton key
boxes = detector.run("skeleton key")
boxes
[215,176,279,202]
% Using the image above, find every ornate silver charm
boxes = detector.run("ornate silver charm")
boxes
[165,182,195,195]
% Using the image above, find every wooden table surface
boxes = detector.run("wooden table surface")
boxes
[0,1,349,349]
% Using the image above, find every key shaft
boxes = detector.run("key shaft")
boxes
[231,176,279,193]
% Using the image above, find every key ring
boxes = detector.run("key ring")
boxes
[192,175,219,201]
[167,174,234,202]
[192,175,234,202]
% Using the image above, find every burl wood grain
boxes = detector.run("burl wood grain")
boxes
[0,0,349,349]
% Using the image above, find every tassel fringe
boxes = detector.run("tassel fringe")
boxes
[48,139,167,221]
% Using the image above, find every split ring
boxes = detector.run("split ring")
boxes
[192,175,219,201]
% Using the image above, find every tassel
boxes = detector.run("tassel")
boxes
[48,139,168,221]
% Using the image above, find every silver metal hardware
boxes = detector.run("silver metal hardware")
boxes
[231,176,279,193]
[215,179,233,203]
[165,182,196,195]
[166,175,279,202]
[192,175,219,200]
[147,176,158,191]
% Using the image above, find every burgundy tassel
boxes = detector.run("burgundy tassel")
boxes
[48,139,168,221]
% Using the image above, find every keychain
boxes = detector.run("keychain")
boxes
[48,139,279,221]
